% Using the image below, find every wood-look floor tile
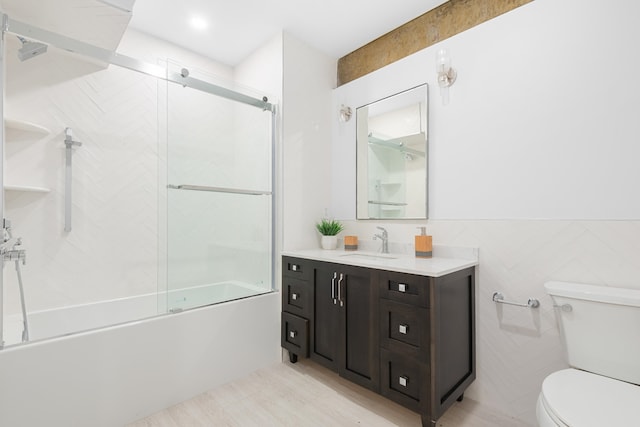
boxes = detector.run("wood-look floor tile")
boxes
[128,359,530,427]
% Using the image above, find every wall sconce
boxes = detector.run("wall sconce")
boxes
[339,104,352,122]
[436,49,457,105]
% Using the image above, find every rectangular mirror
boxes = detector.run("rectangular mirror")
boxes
[356,84,428,219]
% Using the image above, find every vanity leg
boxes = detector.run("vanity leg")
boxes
[420,415,435,427]
[457,393,464,402]
[288,352,298,364]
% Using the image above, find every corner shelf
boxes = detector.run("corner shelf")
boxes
[5,118,51,138]
[4,185,51,193]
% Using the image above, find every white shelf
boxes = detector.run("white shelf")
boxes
[4,185,51,193]
[5,118,51,136]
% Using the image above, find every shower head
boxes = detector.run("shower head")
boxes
[17,36,48,61]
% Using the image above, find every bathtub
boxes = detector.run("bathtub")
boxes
[3,280,271,345]
[0,284,281,427]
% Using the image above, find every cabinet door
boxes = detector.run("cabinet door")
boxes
[310,261,340,370]
[339,264,379,392]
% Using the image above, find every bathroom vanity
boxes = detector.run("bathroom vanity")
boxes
[280,249,477,427]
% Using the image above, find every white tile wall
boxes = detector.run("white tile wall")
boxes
[4,38,160,317]
[2,29,273,327]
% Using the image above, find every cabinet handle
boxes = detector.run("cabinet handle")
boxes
[398,283,407,293]
[291,293,299,301]
[399,324,408,335]
[291,264,299,272]
[337,273,345,307]
[398,375,409,387]
[289,330,297,338]
[331,272,338,305]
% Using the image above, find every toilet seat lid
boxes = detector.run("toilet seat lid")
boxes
[541,369,640,427]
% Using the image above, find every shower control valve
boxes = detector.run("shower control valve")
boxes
[3,249,26,265]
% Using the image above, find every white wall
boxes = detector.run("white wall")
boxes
[281,33,336,250]
[329,0,640,424]
[333,0,640,220]
[235,32,284,282]
[119,29,234,80]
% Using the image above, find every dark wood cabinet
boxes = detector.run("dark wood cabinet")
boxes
[281,258,313,363]
[378,268,475,425]
[309,261,379,391]
[282,255,475,426]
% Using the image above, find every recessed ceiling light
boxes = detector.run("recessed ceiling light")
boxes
[189,15,208,31]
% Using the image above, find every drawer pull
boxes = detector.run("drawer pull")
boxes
[398,375,409,387]
[291,264,299,272]
[399,324,408,335]
[291,293,299,301]
[398,283,407,293]
[289,330,297,338]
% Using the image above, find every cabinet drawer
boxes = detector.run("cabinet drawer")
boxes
[380,300,429,359]
[379,270,430,307]
[281,312,309,358]
[380,348,429,412]
[282,257,312,281]
[282,277,312,318]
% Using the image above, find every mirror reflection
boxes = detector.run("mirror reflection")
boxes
[356,84,428,219]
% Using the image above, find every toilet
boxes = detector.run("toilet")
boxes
[537,281,640,426]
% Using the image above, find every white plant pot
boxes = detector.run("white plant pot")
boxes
[321,235,338,250]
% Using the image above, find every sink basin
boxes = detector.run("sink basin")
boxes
[339,253,398,261]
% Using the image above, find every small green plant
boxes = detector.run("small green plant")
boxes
[315,219,344,236]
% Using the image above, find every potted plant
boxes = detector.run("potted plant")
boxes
[315,219,344,250]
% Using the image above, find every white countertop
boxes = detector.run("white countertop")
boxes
[281,246,478,277]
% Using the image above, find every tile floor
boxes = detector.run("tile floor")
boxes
[128,359,531,426]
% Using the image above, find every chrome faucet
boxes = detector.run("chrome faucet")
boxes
[1,220,25,264]
[373,226,389,254]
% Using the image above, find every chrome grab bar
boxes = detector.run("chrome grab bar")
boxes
[168,184,271,196]
[492,292,540,309]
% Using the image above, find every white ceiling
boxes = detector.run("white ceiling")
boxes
[128,0,449,66]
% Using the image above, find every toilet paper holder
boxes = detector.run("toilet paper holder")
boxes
[492,291,540,309]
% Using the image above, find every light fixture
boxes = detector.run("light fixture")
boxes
[189,15,209,31]
[436,48,457,105]
[339,104,352,122]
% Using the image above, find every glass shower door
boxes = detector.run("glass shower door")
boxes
[163,64,273,313]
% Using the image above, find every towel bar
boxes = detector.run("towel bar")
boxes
[492,292,539,308]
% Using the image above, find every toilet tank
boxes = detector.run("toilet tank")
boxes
[545,281,640,386]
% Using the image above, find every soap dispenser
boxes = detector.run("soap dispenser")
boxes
[415,226,432,258]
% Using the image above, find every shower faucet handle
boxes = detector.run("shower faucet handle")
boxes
[64,127,82,147]
[3,248,26,264]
